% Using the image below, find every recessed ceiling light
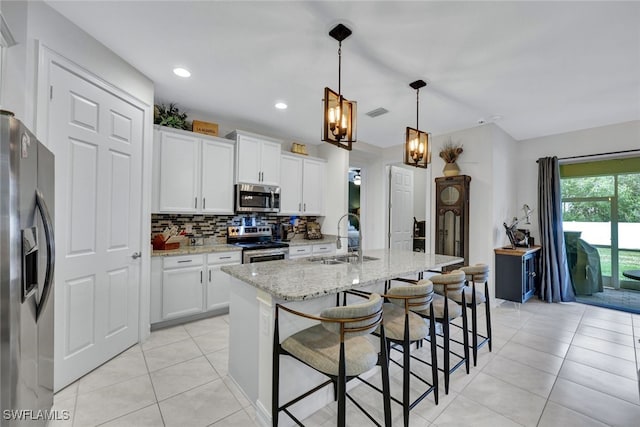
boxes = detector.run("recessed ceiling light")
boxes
[275,102,288,110]
[173,67,191,78]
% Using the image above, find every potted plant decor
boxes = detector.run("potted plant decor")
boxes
[439,139,464,176]
[154,103,189,130]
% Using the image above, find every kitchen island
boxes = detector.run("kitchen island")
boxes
[221,249,462,426]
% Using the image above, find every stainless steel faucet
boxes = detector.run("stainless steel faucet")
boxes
[336,213,362,263]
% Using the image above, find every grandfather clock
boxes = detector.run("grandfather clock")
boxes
[435,175,470,269]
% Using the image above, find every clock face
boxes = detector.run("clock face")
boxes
[440,186,460,205]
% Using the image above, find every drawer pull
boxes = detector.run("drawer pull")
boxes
[219,256,232,260]
[296,249,306,252]
[177,260,193,263]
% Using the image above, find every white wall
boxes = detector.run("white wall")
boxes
[1,1,154,132]
[517,120,640,242]
[317,143,349,249]
[1,0,27,119]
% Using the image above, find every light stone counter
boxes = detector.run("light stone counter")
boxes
[151,244,241,257]
[221,249,463,301]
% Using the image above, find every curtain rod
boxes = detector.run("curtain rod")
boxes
[536,149,640,163]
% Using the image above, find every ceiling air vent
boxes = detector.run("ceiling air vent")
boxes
[365,107,389,118]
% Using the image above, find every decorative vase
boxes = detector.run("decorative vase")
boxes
[443,162,460,177]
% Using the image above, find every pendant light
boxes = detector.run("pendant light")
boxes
[322,23,357,150]
[404,80,431,168]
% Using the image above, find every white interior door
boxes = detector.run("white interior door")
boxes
[49,62,143,390]
[389,165,414,250]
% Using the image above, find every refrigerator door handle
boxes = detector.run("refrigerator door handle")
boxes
[35,189,55,321]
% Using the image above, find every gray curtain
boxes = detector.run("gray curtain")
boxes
[537,157,575,302]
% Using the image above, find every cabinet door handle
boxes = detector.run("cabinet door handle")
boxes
[220,256,232,260]
[200,271,203,283]
[177,260,192,263]
[209,270,211,282]
[296,249,305,252]
[203,198,206,210]
[298,203,301,211]
[303,203,306,212]
[195,197,198,209]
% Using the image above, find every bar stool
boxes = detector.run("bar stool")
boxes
[348,282,438,427]
[391,278,469,394]
[460,263,492,365]
[272,293,391,427]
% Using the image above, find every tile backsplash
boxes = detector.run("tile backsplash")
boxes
[151,214,318,242]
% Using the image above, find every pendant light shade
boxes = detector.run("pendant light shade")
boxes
[322,23,357,151]
[404,80,431,168]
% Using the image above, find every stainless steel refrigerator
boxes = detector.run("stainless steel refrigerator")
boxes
[0,111,54,425]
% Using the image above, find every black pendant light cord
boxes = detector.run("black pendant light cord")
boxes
[338,41,342,96]
[416,87,420,130]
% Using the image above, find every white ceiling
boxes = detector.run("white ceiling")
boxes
[46,1,640,148]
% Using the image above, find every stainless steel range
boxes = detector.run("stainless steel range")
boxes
[227,226,289,263]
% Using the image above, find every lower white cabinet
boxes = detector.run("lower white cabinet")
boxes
[162,263,204,320]
[206,252,242,311]
[288,243,336,260]
[312,243,335,256]
[151,251,241,325]
[289,245,312,259]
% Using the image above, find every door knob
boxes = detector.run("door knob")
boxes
[131,252,142,259]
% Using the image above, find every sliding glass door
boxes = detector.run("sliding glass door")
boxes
[560,158,640,312]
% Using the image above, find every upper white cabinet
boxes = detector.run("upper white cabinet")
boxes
[228,131,281,185]
[157,131,200,213]
[153,126,234,214]
[279,153,326,216]
[201,140,234,213]
[302,158,325,215]
[279,155,304,214]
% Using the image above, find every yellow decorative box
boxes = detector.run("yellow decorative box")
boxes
[192,120,219,137]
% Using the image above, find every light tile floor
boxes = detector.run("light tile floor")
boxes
[52,299,640,426]
[576,286,640,314]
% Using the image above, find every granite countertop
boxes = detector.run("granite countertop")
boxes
[151,244,242,257]
[221,249,463,301]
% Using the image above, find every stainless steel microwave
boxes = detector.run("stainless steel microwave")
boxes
[235,183,280,213]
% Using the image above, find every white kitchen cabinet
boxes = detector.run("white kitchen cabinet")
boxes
[279,155,304,215]
[288,245,312,259]
[312,243,335,256]
[288,243,336,260]
[157,131,200,212]
[229,131,282,185]
[151,251,241,325]
[279,154,326,216]
[201,140,234,213]
[301,158,325,215]
[161,255,205,320]
[153,126,234,214]
[206,252,241,311]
